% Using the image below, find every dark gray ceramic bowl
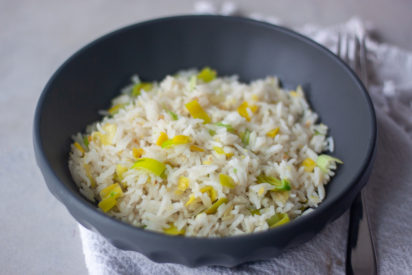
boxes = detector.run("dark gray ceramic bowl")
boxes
[33,15,376,267]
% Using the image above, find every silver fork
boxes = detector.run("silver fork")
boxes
[336,33,377,275]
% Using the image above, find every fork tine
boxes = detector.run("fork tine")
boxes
[345,33,351,66]
[360,36,369,87]
[353,35,362,78]
[336,33,342,57]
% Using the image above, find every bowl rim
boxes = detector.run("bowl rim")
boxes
[33,14,377,244]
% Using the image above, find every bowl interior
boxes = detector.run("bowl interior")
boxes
[36,15,375,229]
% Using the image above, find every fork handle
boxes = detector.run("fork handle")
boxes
[346,191,377,275]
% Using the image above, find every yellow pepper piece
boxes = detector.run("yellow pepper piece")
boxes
[213,146,225,154]
[132,148,144,159]
[98,196,117,213]
[290,91,298,97]
[115,164,127,180]
[267,213,290,228]
[101,124,117,145]
[190,145,204,152]
[237,101,258,121]
[185,194,197,206]
[225,153,234,159]
[185,100,211,124]
[176,177,189,194]
[219,174,235,188]
[202,160,212,165]
[132,82,153,96]
[200,186,217,202]
[266,127,280,138]
[205,198,228,214]
[197,67,216,83]
[156,132,169,146]
[301,157,316,172]
[163,223,185,235]
[237,102,249,120]
[100,183,123,200]
[74,142,85,155]
[132,158,166,178]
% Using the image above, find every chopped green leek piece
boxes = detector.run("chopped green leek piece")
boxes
[132,158,166,178]
[241,129,251,146]
[189,75,197,91]
[167,110,178,120]
[100,183,123,200]
[267,213,290,228]
[161,139,174,148]
[257,175,279,184]
[163,223,185,235]
[74,142,85,155]
[316,154,343,173]
[250,209,261,216]
[156,132,169,146]
[171,135,191,145]
[197,67,216,83]
[205,197,228,214]
[131,82,153,96]
[108,103,128,115]
[314,130,323,136]
[256,175,291,191]
[83,136,89,149]
[200,186,217,202]
[161,135,191,148]
[215,122,234,133]
[219,174,235,188]
[278,179,291,191]
[213,146,225,154]
[208,129,216,136]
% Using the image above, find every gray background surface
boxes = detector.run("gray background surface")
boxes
[1,0,410,274]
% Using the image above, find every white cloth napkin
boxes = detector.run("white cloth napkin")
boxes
[78,10,412,275]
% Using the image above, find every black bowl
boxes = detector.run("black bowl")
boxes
[33,15,376,267]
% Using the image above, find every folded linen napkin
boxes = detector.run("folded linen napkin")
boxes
[79,9,412,275]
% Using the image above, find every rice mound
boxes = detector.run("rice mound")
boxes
[68,69,339,237]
